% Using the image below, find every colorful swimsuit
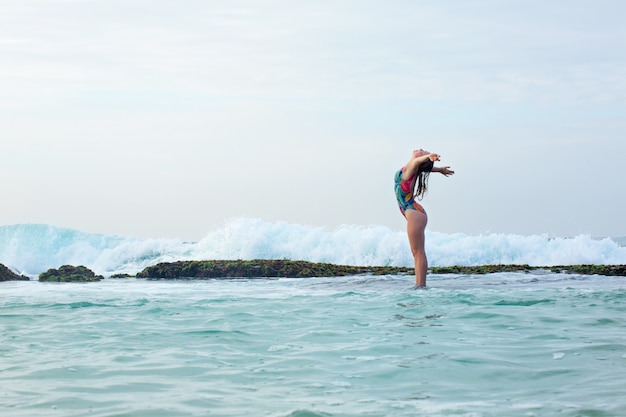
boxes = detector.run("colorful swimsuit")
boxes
[394,168,426,217]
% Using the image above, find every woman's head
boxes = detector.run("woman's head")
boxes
[412,149,435,172]
[412,148,429,158]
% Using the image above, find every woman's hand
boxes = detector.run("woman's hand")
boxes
[438,166,455,176]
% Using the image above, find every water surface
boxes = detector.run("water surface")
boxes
[2,273,626,416]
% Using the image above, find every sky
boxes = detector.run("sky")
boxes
[1,0,625,241]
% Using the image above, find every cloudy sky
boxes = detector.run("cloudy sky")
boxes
[1,0,625,240]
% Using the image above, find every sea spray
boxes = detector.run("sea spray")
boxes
[1,218,626,277]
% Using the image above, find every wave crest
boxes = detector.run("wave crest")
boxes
[1,219,625,276]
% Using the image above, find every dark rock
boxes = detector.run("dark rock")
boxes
[26,261,626,282]
[137,259,414,279]
[430,264,534,274]
[39,265,103,282]
[548,264,626,276]
[136,260,626,279]
[0,263,30,281]
[430,264,626,276]
[109,273,135,279]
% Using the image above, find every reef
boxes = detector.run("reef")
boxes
[136,259,414,279]
[0,263,30,281]
[38,265,103,282]
[545,264,626,276]
[109,273,135,279]
[4,261,624,282]
[136,260,626,279]
[429,264,626,276]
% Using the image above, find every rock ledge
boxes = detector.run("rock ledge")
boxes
[39,265,103,282]
[0,264,29,281]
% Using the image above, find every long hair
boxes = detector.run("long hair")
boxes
[415,159,434,200]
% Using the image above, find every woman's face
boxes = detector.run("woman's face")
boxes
[413,149,430,158]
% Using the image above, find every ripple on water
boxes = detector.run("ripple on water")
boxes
[1,275,626,416]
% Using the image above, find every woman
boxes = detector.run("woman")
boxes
[394,149,454,287]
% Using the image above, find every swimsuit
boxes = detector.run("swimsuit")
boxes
[394,168,426,217]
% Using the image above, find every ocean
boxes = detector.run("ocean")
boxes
[2,218,626,278]
[2,219,626,416]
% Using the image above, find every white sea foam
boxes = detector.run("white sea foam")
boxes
[1,218,625,276]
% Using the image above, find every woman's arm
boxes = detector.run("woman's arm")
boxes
[431,166,455,177]
[402,153,441,180]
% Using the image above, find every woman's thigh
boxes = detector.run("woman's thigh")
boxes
[405,209,427,253]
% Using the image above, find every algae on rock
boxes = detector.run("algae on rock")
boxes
[39,265,103,282]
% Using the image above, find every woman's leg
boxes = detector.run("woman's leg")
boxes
[405,209,428,287]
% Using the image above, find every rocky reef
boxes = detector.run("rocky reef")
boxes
[137,259,414,279]
[38,265,103,282]
[547,264,626,276]
[136,260,626,279]
[429,264,626,276]
[0,263,29,281]
[5,260,626,283]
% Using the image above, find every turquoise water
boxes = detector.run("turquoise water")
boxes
[2,273,626,417]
